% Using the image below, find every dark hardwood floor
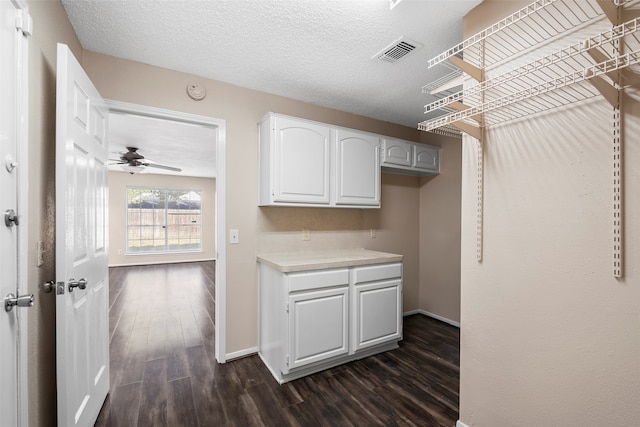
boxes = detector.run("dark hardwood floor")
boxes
[96,261,460,426]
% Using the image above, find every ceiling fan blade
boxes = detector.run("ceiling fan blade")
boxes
[145,163,182,172]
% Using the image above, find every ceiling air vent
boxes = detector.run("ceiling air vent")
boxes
[373,37,422,63]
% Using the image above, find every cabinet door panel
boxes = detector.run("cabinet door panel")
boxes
[335,130,380,206]
[274,118,331,204]
[352,280,402,352]
[413,144,440,172]
[381,138,412,167]
[287,287,349,371]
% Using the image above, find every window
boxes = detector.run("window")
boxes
[126,187,202,254]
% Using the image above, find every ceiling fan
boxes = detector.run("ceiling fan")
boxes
[110,147,182,174]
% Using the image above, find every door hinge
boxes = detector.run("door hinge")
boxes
[15,10,33,37]
[285,355,289,367]
[286,303,289,313]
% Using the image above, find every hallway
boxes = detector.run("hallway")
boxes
[96,261,460,426]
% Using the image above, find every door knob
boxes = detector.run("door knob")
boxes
[4,293,34,312]
[42,281,55,293]
[68,278,87,292]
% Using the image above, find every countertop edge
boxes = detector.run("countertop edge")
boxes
[256,250,403,273]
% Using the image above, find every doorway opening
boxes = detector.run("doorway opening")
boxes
[104,100,227,364]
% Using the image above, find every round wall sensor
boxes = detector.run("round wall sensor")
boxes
[187,83,206,101]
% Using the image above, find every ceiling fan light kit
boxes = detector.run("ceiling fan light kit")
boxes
[119,164,145,174]
[110,147,182,174]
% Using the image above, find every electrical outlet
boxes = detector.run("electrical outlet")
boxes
[230,229,240,244]
[118,249,123,255]
[302,229,310,241]
[370,228,377,238]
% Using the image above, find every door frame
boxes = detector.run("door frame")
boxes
[105,100,227,362]
[12,0,31,424]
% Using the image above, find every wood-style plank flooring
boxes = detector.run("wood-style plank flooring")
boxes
[96,261,460,426]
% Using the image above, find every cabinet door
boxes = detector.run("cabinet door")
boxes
[274,117,331,204]
[335,130,380,206]
[413,144,440,172]
[287,287,349,371]
[381,138,412,167]
[351,280,402,353]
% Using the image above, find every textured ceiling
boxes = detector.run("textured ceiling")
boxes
[62,0,482,177]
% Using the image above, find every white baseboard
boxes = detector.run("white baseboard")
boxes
[109,257,216,267]
[403,309,460,328]
[225,346,258,362]
[220,311,457,363]
[456,421,469,427]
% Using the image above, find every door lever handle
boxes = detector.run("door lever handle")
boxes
[4,293,34,312]
[68,278,87,292]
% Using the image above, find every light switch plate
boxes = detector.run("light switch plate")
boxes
[230,229,239,244]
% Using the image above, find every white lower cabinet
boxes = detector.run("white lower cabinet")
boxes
[287,287,349,371]
[258,261,403,383]
[351,280,402,353]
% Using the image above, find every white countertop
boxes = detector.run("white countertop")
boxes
[256,249,403,273]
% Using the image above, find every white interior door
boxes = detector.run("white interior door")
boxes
[56,43,110,427]
[1,1,30,425]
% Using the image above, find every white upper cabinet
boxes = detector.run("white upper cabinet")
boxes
[381,138,412,167]
[264,115,331,205]
[259,113,380,208]
[381,137,440,176]
[413,143,440,172]
[335,129,380,207]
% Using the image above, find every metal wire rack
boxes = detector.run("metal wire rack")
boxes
[420,0,638,274]
[420,0,640,134]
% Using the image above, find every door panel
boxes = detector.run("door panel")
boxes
[287,287,349,371]
[1,0,20,424]
[413,144,440,171]
[56,43,109,427]
[352,280,402,352]
[381,138,412,167]
[274,117,331,204]
[1,1,29,425]
[335,130,380,206]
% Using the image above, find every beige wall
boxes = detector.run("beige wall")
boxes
[418,132,462,322]
[459,2,640,426]
[108,171,216,266]
[28,1,83,425]
[81,50,461,354]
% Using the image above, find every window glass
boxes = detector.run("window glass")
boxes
[126,187,202,254]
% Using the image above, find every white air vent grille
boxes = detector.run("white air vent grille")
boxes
[373,37,423,63]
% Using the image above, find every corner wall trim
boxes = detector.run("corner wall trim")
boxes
[457,421,470,427]
[403,309,460,328]
[225,347,258,362]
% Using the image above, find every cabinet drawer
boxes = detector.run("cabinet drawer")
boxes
[287,268,349,292]
[351,263,402,284]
